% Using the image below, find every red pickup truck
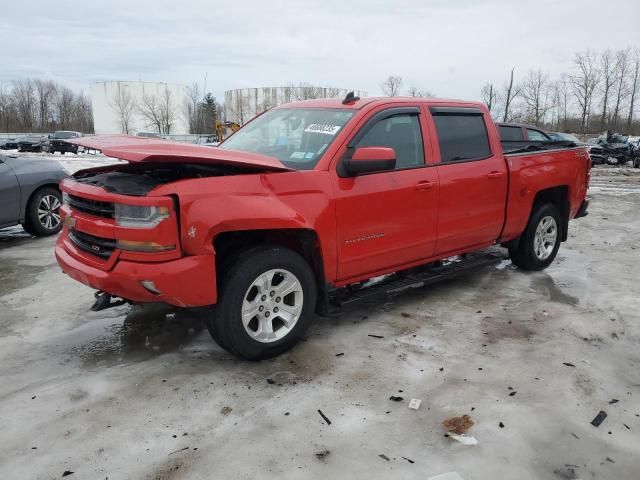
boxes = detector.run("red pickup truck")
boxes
[56,96,590,359]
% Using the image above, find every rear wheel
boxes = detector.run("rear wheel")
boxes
[22,187,63,236]
[207,246,317,360]
[509,203,562,271]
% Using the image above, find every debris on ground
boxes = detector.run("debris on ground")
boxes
[401,312,412,318]
[591,410,608,427]
[606,457,615,463]
[408,398,422,410]
[220,406,232,415]
[378,454,390,461]
[427,471,466,480]
[401,456,415,464]
[62,471,74,477]
[609,398,619,404]
[442,414,474,434]
[368,334,384,339]
[315,449,330,461]
[509,391,517,397]
[389,396,404,402]
[266,378,275,385]
[562,362,576,367]
[499,422,505,428]
[317,409,332,425]
[447,433,478,445]
[168,447,189,455]
[554,465,579,479]
[335,352,344,357]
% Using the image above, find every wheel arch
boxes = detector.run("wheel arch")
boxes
[532,185,570,241]
[213,228,330,316]
[22,182,62,223]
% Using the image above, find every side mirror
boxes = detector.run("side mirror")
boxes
[343,146,396,175]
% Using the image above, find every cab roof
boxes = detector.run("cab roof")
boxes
[278,96,485,110]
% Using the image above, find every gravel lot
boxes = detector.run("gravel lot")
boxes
[1,160,639,480]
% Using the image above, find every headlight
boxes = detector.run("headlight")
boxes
[114,204,170,228]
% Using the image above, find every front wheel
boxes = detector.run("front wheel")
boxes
[22,187,63,236]
[509,203,562,271]
[207,246,317,360]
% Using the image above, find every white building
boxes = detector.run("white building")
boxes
[91,81,190,135]
[224,86,367,125]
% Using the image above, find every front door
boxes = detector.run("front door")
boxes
[332,107,439,281]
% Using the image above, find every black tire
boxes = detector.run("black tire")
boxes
[207,246,317,360]
[22,187,63,236]
[509,203,562,271]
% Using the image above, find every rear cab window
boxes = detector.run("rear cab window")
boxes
[499,126,524,141]
[430,108,491,163]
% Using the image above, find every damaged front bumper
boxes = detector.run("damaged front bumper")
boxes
[55,238,217,307]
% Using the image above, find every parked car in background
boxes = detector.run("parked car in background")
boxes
[48,131,82,154]
[0,154,67,235]
[0,138,18,150]
[595,132,637,166]
[18,135,48,152]
[497,122,552,152]
[549,132,582,143]
[549,132,606,165]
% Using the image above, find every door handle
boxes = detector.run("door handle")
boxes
[415,180,436,191]
[487,171,505,179]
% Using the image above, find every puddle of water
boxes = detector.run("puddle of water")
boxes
[530,275,579,306]
[70,304,206,367]
[0,259,47,296]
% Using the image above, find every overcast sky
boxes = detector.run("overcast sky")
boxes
[1,0,638,101]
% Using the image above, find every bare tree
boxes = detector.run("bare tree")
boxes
[520,70,553,126]
[599,50,615,128]
[158,86,175,134]
[109,85,137,134]
[138,93,163,134]
[381,76,403,97]
[481,83,498,113]
[501,68,518,122]
[55,86,76,129]
[33,79,56,131]
[611,49,631,128]
[627,50,640,129]
[407,86,434,98]
[12,80,36,131]
[570,50,600,133]
[184,82,203,134]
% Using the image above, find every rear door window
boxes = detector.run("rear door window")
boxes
[432,113,491,163]
[526,129,549,141]
[499,126,524,141]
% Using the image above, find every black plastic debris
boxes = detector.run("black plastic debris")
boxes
[606,457,615,463]
[168,447,189,455]
[509,391,517,397]
[402,456,415,464]
[62,472,74,477]
[315,449,330,460]
[389,396,403,402]
[368,334,384,339]
[591,411,607,427]
[266,378,275,385]
[378,454,390,461]
[563,362,576,367]
[335,352,345,357]
[499,422,505,428]
[609,399,619,404]
[318,409,332,425]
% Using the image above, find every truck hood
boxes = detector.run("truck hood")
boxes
[68,135,293,172]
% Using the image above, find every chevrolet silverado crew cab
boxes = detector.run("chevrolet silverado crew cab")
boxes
[56,95,590,360]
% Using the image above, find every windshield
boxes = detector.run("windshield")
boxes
[53,131,76,139]
[220,108,355,169]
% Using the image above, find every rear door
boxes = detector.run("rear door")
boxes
[429,106,508,255]
[0,158,21,227]
[332,106,439,281]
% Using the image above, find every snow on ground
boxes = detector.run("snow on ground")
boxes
[2,149,122,174]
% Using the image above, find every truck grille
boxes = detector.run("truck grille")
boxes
[69,195,114,219]
[69,230,116,259]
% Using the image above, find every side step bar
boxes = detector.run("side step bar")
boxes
[330,249,507,309]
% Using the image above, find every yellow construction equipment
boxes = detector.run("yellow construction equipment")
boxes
[215,121,241,142]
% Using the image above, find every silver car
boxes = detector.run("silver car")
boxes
[0,154,67,236]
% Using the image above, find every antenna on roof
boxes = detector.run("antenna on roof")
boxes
[342,91,360,105]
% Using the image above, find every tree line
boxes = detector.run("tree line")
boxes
[0,79,93,133]
[479,48,640,135]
